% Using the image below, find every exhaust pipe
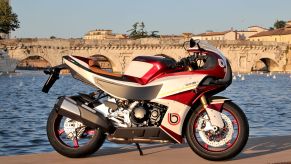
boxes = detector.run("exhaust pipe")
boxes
[107,136,172,144]
[54,96,114,132]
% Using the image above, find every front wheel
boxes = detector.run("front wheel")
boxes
[47,110,106,158]
[186,101,249,161]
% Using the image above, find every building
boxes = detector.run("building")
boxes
[192,30,234,40]
[192,26,267,41]
[249,21,291,44]
[236,26,268,40]
[247,26,268,33]
[83,29,127,40]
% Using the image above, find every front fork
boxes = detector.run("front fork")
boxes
[200,95,224,128]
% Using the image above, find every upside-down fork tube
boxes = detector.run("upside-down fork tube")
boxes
[54,96,114,133]
[200,95,224,128]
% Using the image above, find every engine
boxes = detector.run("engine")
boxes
[104,100,167,128]
[130,103,166,127]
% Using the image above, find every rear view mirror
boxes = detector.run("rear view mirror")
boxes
[189,39,196,48]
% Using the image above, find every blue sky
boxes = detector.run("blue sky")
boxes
[11,0,291,38]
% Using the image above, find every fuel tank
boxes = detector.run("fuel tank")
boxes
[124,56,176,85]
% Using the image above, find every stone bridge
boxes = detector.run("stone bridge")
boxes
[0,38,290,72]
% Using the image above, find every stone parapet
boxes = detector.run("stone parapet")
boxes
[0,38,289,73]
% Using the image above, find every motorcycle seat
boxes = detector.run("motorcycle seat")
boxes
[88,59,130,81]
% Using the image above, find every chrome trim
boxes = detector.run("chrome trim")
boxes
[81,104,96,113]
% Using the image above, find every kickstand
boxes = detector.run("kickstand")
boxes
[135,143,143,156]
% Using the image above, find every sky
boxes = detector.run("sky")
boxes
[10,0,291,38]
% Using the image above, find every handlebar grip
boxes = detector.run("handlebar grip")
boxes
[176,58,188,67]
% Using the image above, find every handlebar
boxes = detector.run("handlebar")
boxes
[176,52,207,68]
[177,39,207,68]
[176,56,195,67]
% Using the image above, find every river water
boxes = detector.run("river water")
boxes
[0,71,291,156]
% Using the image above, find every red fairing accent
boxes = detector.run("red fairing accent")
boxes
[160,125,183,143]
[124,64,162,85]
[139,61,164,84]
[162,86,223,106]
[154,51,226,81]
[191,86,221,104]
[125,57,176,85]
[207,103,224,112]
[162,91,196,106]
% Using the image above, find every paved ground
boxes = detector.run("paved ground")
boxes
[1,135,291,164]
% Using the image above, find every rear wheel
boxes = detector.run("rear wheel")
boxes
[186,101,249,161]
[47,110,106,158]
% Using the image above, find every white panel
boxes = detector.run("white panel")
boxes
[124,61,153,78]
[152,99,190,137]
[151,74,206,98]
[64,56,207,101]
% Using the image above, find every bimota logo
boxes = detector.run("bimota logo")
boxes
[168,113,181,125]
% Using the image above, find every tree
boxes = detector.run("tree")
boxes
[127,22,159,39]
[274,20,286,29]
[127,22,139,39]
[0,0,20,35]
[139,21,147,37]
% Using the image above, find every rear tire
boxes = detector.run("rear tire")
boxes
[47,110,106,158]
[186,101,249,161]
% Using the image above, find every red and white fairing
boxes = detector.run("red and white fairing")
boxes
[43,38,250,161]
[63,41,230,143]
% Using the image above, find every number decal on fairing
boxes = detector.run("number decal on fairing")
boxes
[168,113,181,125]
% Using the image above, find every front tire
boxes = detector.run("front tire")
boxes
[186,101,249,161]
[47,110,106,158]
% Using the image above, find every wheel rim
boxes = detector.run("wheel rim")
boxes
[193,108,240,152]
[53,115,96,149]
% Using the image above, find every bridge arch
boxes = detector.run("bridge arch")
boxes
[16,55,51,70]
[251,57,280,72]
[2,39,288,73]
[89,54,113,72]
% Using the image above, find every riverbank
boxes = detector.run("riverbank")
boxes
[1,135,291,164]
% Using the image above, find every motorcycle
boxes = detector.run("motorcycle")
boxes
[42,39,249,161]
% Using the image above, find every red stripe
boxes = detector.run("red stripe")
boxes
[160,125,183,143]
[208,103,223,112]
[162,91,195,106]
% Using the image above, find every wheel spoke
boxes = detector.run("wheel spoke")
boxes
[73,138,79,148]
[58,129,65,136]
